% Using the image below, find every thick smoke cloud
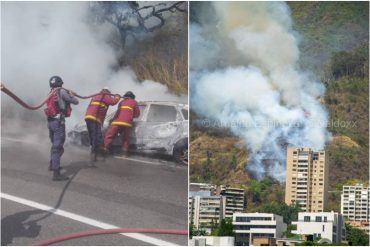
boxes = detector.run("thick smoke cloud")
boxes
[190,2,330,181]
[1,2,186,129]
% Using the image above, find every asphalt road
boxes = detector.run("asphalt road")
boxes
[1,130,188,246]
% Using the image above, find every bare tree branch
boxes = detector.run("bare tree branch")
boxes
[90,1,187,49]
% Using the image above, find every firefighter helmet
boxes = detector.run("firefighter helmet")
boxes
[123,91,135,99]
[49,76,63,88]
[101,87,111,93]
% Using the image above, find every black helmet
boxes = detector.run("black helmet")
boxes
[123,91,135,99]
[49,76,63,88]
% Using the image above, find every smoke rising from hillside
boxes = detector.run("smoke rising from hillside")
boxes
[1,2,186,129]
[190,2,330,180]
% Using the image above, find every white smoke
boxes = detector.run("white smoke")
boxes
[1,1,186,129]
[190,2,330,181]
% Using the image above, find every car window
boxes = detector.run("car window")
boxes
[181,109,188,120]
[147,104,177,122]
[137,104,147,120]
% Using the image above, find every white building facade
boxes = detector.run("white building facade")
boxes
[232,212,287,246]
[292,211,346,243]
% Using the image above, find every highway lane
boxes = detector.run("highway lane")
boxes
[1,134,188,246]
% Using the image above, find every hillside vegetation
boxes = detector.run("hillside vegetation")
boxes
[190,2,369,212]
[120,16,188,95]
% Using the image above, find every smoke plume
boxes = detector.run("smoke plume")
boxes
[190,2,330,181]
[1,2,186,130]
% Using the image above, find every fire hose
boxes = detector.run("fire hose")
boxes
[0,83,120,110]
[31,228,188,246]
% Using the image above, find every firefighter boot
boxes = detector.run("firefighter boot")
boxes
[100,147,109,160]
[52,170,69,181]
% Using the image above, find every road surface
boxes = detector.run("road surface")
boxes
[1,129,188,246]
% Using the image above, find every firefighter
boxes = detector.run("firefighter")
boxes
[103,91,140,156]
[84,87,120,162]
[45,76,78,181]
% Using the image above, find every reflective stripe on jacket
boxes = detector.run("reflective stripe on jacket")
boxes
[111,98,140,127]
[84,93,120,123]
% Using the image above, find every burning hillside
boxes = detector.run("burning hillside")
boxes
[190,2,330,181]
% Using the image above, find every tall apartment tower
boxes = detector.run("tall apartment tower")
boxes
[341,184,370,222]
[285,147,329,212]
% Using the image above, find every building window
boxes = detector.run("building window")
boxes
[324,216,327,222]
[304,216,310,222]
[316,216,322,222]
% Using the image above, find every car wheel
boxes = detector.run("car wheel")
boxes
[173,141,188,166]
[81,131,90,147]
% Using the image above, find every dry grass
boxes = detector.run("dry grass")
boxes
[131,51,187,95]
[121,24,188,95]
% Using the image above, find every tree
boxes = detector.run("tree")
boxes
[345,223,369,246]
[261,201,301,224]
[247,177,273,203]
[284,224,298,238]
[90,1,187,49]
[189,223,207,239]
[217,218,235,236]
[212,218,235,237]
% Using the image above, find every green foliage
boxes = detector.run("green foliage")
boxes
[288,1,368,75]
[329,43,369,79]
[189,223,207,239]
[261,202,301,224]
[285,224,298,238]
[211,218,235,237]
[244,177,285,212]
[324,43,369,202]
[295,241,348,246]
[248,177,273,203]
[345,223,369,246]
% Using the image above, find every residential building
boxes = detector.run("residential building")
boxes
[189,193,226,233]
[189,183,245,221]
[341,184,370,222]
[292,211,346,243]
[190,183,217,194]
[219,185,245,218]
[285,147,328,212]
[232,212,287,246]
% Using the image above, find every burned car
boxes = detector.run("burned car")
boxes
[68,101,188,165]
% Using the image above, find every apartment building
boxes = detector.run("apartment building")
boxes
[190,183,245,219]
[292,211,346,243]
[219,185,245,218]
[189,192,227,233]
[190,183,217,194]
[341,184,370,222]
[232,212,287,246]
[285,147,328,212]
